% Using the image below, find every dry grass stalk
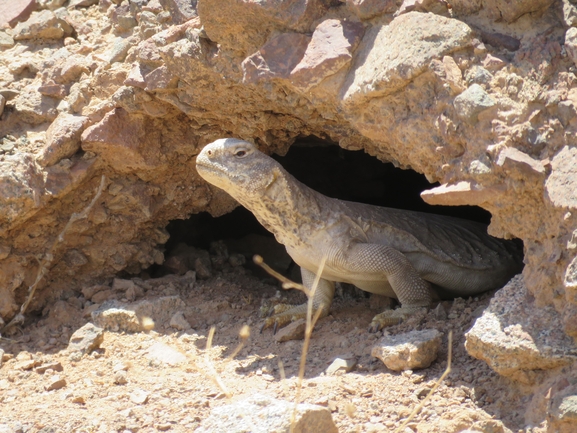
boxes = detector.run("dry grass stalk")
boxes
[1,175,107,335]
[394,330,453,433]
[204,325,232,398]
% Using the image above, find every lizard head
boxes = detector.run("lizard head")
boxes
[196,138,283,203]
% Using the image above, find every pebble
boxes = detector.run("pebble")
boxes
[35,361,63,374]
[45,374,67,391]
[68,322,104,355]
[274,319,306,342]
[130,389,149,404]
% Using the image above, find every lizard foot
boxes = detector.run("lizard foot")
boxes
[260,303,306,334]
[260,302,329,334]
[368,307,428,333]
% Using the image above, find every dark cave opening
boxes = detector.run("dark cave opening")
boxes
[150,136,493,279]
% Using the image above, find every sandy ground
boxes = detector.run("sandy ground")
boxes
[0,259,538,433]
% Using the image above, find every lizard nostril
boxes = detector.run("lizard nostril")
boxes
[207,150,212,156]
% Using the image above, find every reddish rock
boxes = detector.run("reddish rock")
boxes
[0,0,37,28]
[496,147,547,179]
[242,33,311,84]
[346,0,397,19]
[81,108,160,174]
[290,19,364,90]
[124,64,146,89]
[199,0,328,56]
[144,65,178,92]
[37,83,67,99]
[38,113,88,167]
[159,0,197,25]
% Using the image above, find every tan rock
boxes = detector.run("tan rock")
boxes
[465,276,577,384]
[37,113,88,167]
[484,0,555,23]
[545,146,577,209]
[372,329,442,371]
[346,0,397,19]
[274,318,306,342]
[342,12,473,103]
[198,0,328,56]
[196,394,338,433]
[13,10,70,40]
[421,181,504,206]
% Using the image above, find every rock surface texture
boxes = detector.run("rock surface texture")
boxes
[0,0,576,430]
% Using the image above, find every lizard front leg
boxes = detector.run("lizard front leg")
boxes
[336,243,433,332]
[262,267,335,333]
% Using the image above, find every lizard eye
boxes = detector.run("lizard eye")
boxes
[235,149,247,157]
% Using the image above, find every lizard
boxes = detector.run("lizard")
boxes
[195,138,524,332]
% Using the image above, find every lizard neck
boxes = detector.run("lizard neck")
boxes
[236,166,330,249]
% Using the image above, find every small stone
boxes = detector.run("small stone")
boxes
[37,84,67,99]
[91,289,115,304]
[372,329,442,371]
[113,370,128,385]
[112,278,136,292]
[156,423,172,431]
[482,54,506,71]
[146,342,187,365]
[558,100,576,127]
[69,0,99,7]
[326,357,357,375]
[35,361,63,374]
[0,32,15,49]
[130,389,149,404]
[37,113,88,167]
[14,359,39,371]
[453,83,496,123]
[228,253,246,267]
[71,395,86,404]
[195,394,338,433]
[68,322,104,355]
[274,319,307,342]
[170,311,191,331]
[45,374,67,391]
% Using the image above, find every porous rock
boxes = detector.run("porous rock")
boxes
[465,276,577,384]
[453,83,496,123]
[372,329,442,371]
[242,33,311,84]
[342,12,473,103]
[198,0,329,56]
[68,322,104,355]
[195,393,338,433]
[483,0,555,23]
[91,296,186,332]
[12,10,70,40]
[346,0,397,20]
